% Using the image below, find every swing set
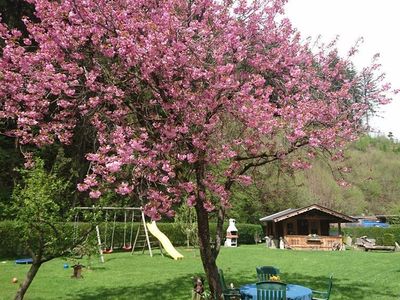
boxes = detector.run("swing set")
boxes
[122,210,135,251]
[74,206,153,262]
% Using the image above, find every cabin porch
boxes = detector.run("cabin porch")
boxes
[284,235,343,250]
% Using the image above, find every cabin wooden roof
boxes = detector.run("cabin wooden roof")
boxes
[259,204,357,223]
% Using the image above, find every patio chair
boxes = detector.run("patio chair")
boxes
[256,281,286,300]
[218,269,242,300]
[312,274,333,300]
[256,266,280,282]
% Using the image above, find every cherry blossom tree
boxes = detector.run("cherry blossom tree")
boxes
[0,0,393,297]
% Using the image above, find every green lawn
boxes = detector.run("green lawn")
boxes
[1,245,399,299]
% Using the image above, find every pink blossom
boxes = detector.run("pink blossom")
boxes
[161,163,172,173]
[161,176,169,184]
[115,182,132,195]
[89,190,101,199]
[177,154,187,161]
[166,210,175,218]
[236,175,252,186]
[77,183,89,192]
[83,174,98,187]
[203,201,215,212]
[23,152,34,168]
[180,182,196,193]
[187,195,196,207]
[186,153,197,163]
[145,206,161,221]
[106,161,122,173]
[291,160,312,170]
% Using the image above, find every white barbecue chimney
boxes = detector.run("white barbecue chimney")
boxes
[224,219,238,247]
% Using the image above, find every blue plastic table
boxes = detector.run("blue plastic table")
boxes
[240,283,312,300]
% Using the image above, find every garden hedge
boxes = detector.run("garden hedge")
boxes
[0,221,263,258]
[342,226,400,245]
[0,221,25,258]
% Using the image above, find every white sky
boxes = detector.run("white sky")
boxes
[285,0,400,140]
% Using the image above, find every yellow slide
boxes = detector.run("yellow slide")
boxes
[146,221,184,260]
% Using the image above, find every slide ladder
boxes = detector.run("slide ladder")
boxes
[146,221,184,260]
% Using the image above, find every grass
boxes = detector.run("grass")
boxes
[0,245,399,299]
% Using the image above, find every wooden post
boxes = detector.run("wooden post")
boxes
[338,223,342,236]
[71,264,83,278]
[283,221,287,236]
[272,222,276,238]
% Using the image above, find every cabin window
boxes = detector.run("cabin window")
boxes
[297,220,309,235]
[310,221,319,235]
[286,222,294,235]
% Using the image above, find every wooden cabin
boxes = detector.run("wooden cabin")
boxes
[260,204,356,250]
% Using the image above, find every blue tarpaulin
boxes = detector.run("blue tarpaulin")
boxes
[361,220,389,228]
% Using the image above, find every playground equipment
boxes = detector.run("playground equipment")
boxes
[74,206,153,262]
[146,221,184,260]
[103,211,117,254]
[122,211,135,251]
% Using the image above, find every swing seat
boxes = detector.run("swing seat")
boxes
[103,249,113,254]
[122,245,132,251]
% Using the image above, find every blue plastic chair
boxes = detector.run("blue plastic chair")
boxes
[256,266,280,282]
[218,269,242,300]
[256,281,286,300]
[312,274,333,300]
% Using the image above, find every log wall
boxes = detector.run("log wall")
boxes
[284,235,342,250]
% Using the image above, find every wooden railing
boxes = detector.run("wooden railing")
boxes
[284,235,342,250]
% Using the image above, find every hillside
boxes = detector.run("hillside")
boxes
[229,135,400,222]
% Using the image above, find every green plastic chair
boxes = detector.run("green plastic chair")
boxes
[256,281,286,300]
[256,266,280,282]
[218,269,242,300]
[312,274,333,300]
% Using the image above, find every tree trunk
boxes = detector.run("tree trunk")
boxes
[214,206,225,256]
[195,202,222,299]
[14,261,42,300]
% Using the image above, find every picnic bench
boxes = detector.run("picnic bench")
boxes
[364,245,395,252]
[355,236,396,252]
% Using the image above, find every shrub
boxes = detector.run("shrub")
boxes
[386,216,400,225]
[0,221,26,258]
[342,226,400,245]
[382,233,396,246]
[233,223,263,245]
[0,221,93,258]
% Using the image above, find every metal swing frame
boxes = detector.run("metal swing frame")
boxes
[74,206,153,263]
